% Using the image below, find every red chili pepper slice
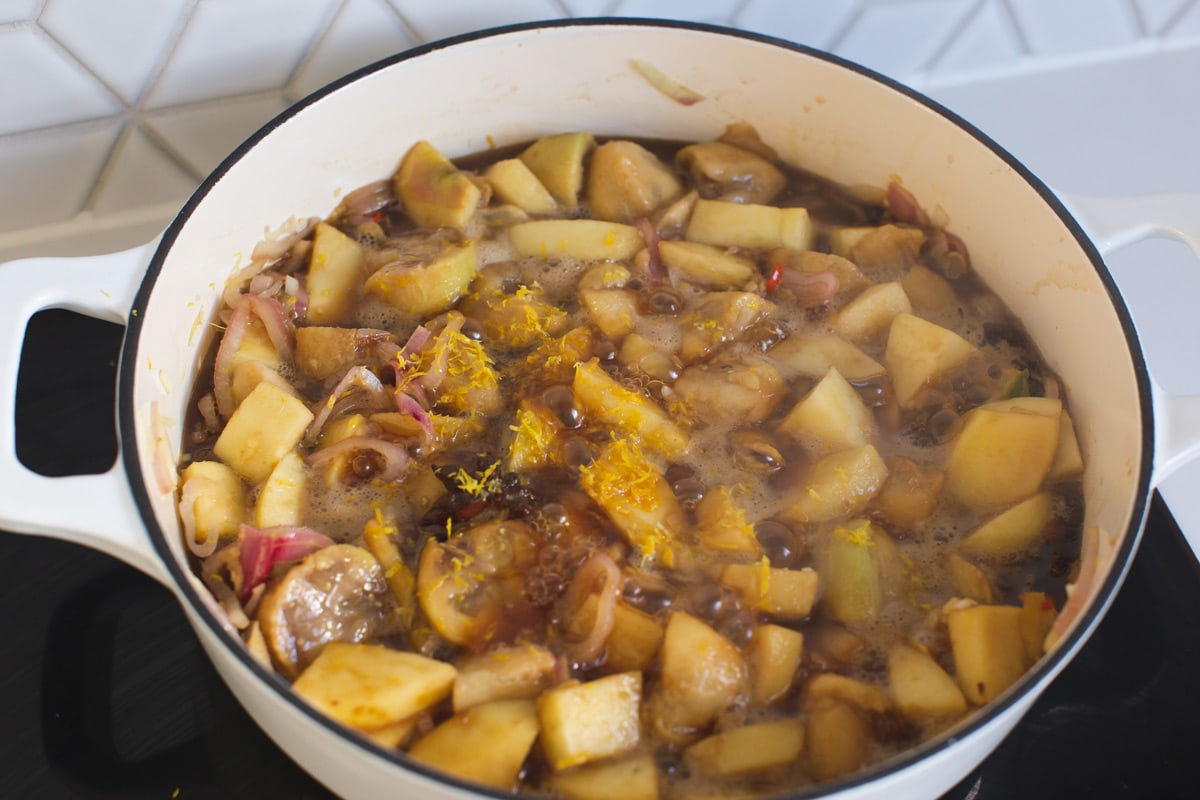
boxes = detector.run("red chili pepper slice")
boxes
[765,262,784,294]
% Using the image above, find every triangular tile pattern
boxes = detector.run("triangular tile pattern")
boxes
[0,0,1188,245]
[40,0,190,104]
[289,0,418,100]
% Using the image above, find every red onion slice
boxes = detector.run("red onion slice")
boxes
[886,181,931,228]
[212,294,295,419]
[635,217,668,287]
[395,391,435,442]
[237,523,334,602]
[304,366,391,446]
[776,269,840,307]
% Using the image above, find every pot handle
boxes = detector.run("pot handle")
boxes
[1063,193,1200,485]
[0,240,169,583]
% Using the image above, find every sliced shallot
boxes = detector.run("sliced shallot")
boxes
[635,217,668,287]
[212,294,295,419]
[304,365,391,446]
[562,551,622,665]
[886,181,931,228]
[776,268,839,307]
[308,436,411,483]
[238,523,335,602]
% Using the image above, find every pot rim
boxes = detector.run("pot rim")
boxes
[117,17,1155,799]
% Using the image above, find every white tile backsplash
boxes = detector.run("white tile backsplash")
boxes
[734,0,858,50]
[91,126,199,216]
[1134,0,1195,33]
[1,0,1197,256]
[40,0,190,104]
[1007,0,1141,56]
[148,0,335,108]
[143,91,291,177]
[384,0,562,41]
[928,0,1024,79]
[0,26,119,136]
[290,0,417,99]
[0,119,120,232]
[834,0,973,79]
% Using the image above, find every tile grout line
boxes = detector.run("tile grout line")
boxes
[822,0,866,53]
[994,0,1033,55]
[283,0,349,105]
[910,0,989,83]
[1160,0,1199,36]
[1126,0,1150,37]
[382,0,428,44]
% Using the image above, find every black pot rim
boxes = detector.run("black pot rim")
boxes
[118,16,1155,800]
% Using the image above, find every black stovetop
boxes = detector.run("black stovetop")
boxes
[4,309,1199,799]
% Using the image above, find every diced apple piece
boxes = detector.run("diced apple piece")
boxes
[523,326,595,385]
[231,317,281,371]
[520,132,595,205]
[539,672,643,771]
[749,624,805,705]
[884,313,977,408]
[686,198,811,250]
[231,359,296,409]
[946,603,1030,704]
[505,400,563,474]
[572,359,688,456]
[294,326,393,381]
[946,553,996,604]
[901,264,958,313]
[684,718,806,778]
[652,612,746,738]
[806,624,864,670]
[578,438,687,566]
[817,519,901,626]
[778,367,874,457]
[580,288,640,339]
[1047,410,1084,480]
[961,492,1053,560]
[306,222,364,324]
[606,600,665,673]
[452,645,557,713]
[365,239,477,318]
[679,291,776,363]
[361,717,418,749]
[874,456,944,529]
[805,698,868,781]
[768,335,884,383]
[549,753,660,800]
[887,643,968,718]
[658,240,755,288]
[844,224,925,271]
[587,140,683,222]
[945,397,1062,510]
[695,486,762,557]
[510,219,644,261]
[618,332,681,382]
[460,284,569,351]
[409,699,540,789]
[654,189,698,237]
[579,263,633,290]
[213,381,313,483]
[484,158,557,214]
[180,460,245,545]
[783,445,889,524]
[361,512,417,625]
[673,356,784,426]
[255,451,304,528]
[677,140,785,204]
[721,562,819,620]
[805,672,892,713]
[291,642,456,730]
[833,281,912,342]
[394,140,481,230]
[1019,591,1057,663]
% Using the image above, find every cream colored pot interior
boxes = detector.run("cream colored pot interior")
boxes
[122,21,1148,799]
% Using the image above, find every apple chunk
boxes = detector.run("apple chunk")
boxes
[409,699,540,789]
[538,672,643,771]
[945,397,1062,510]
[885,312,977,408]
[306,222,364,324]
[777,367,875,457]
[394,140,480,230]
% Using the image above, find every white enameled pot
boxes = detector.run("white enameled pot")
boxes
[2,19,1199,800]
